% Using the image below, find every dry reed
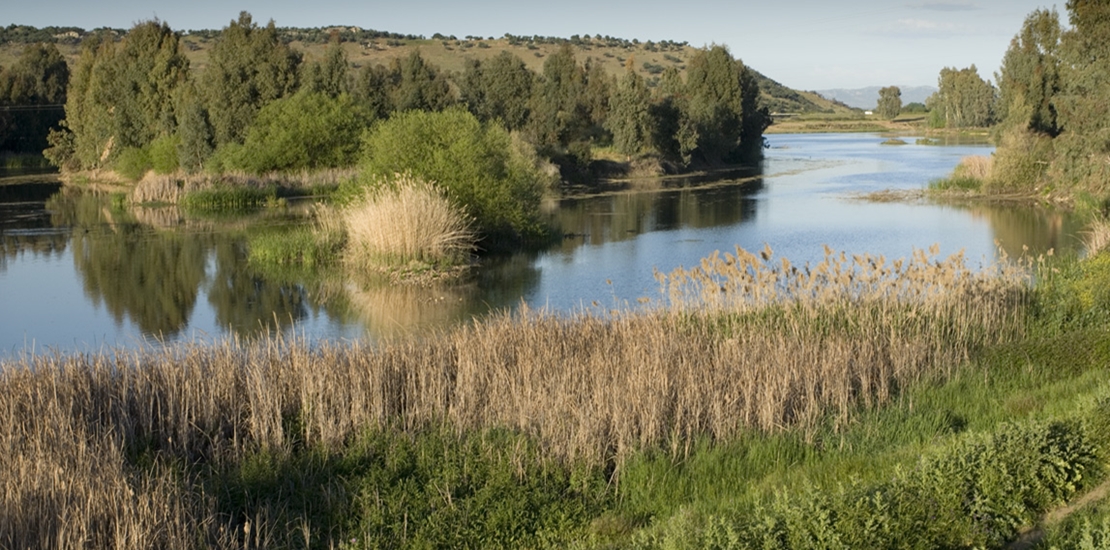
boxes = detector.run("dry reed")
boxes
[0,244,1032,547]
[128,168,358,204]
[342,174,475,267]
[1083,218,1110,257]
[954,155,993,181]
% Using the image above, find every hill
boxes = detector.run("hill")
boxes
[0,26,854,116]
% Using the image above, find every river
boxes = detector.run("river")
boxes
[0,133,1087,355]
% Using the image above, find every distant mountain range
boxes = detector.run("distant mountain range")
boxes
[814,86,937,110]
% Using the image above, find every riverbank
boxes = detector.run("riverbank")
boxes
[4,237,1110,548]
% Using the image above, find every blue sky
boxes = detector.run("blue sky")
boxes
[2,0,1061,90]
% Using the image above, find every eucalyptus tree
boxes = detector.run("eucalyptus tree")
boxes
[877,86,902,119]
[996,8,1062,134]
[927,66,997,128]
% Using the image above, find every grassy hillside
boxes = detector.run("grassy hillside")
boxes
[1,30,854,116]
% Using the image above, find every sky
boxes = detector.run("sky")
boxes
[2,0,1063,90]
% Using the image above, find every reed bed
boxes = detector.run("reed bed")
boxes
[128,168,358,205]
[0,245,1032,547]
[341,175,475,267]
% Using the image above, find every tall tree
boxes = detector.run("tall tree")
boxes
[460,51,534,131]
[877,86,902,119]
[927,66,997,128]
[303,32,350,98]
[391,50,454,113]
[1050,0,1110,190]
[683,45,766,164]
[0,42,68,153]
[996,8,1062,134]
[607,59,653,157]
[47,21,189,169]
[528,44,588,152]
[203,12,301,147]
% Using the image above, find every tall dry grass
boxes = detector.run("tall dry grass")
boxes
[0,244,1032,547]
[954,155,993,181]
[128,168,358,204]
[1083,218,1110,257]
[342,174,475,267]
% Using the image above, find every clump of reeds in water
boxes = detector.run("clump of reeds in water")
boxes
[341,173,475,268]
[0,244,1035,547]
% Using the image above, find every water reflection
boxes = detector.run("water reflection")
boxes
[0,134,1097,354]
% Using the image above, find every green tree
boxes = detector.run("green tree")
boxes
[996,8,1062,135]
[877,86,903,119]
[607,60,653,157]
[203,12,301,147]
[1049,0,1110,191]
[927,65,997,128]
[303,32,350,98]
[683,45,768,164]
[46,21,189,170]
[390,50,454,113]
[528,44,588,152]
[459,51,534,131]
[0,42,68,153]
[174,82,214,173]
[351,63,396,119]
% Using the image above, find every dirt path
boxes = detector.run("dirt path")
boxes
[1008,478,1110,550]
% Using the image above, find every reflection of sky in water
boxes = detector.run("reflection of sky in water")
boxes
[0,133,1087,355]
[525,133,1008,311]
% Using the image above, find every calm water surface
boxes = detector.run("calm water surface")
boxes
[0,133,1087,355]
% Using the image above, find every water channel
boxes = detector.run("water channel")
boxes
[0,133,1088,355]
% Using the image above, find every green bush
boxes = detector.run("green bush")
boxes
[987,127,1055,194]
[633,419,1100,549]
[113,146,153,181]
[232,91,371,174]
[357,107,549,250]
[148,134,181,174]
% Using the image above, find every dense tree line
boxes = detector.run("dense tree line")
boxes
[37,13,769,180]
[986,1,1110,194]
[0,42,69,153]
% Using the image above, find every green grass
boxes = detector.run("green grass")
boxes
[180,185,280,212]
[929,175,984,192]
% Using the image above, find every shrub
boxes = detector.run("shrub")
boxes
[358,107,547,250]
[148,134,180,174]
[233,91,371,174]
[342,174,475,267]
[987,126,1054,194]
[113,146,153,181]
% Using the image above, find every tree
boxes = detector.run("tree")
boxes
[0,42,68,153]
[460,51,534,131]
[390,50,454,113]
[47,20,189,169]
[682,45,768,164]
[996,8,1062,135]
[303,32,349,98]
[203,12,301,147]
[528,44,588,152]
[927,65,997,128]
[877,86,902,119]
[607,60,653,157]
[1048,0,1110,190]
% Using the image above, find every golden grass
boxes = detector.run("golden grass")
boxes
[0,244,1032,546]
[954,155,993,181]
[127,168,358,204]
[341,174,475,267]
[1083,218,1110,256]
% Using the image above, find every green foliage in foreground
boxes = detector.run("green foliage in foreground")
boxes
[203,426,613,549]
